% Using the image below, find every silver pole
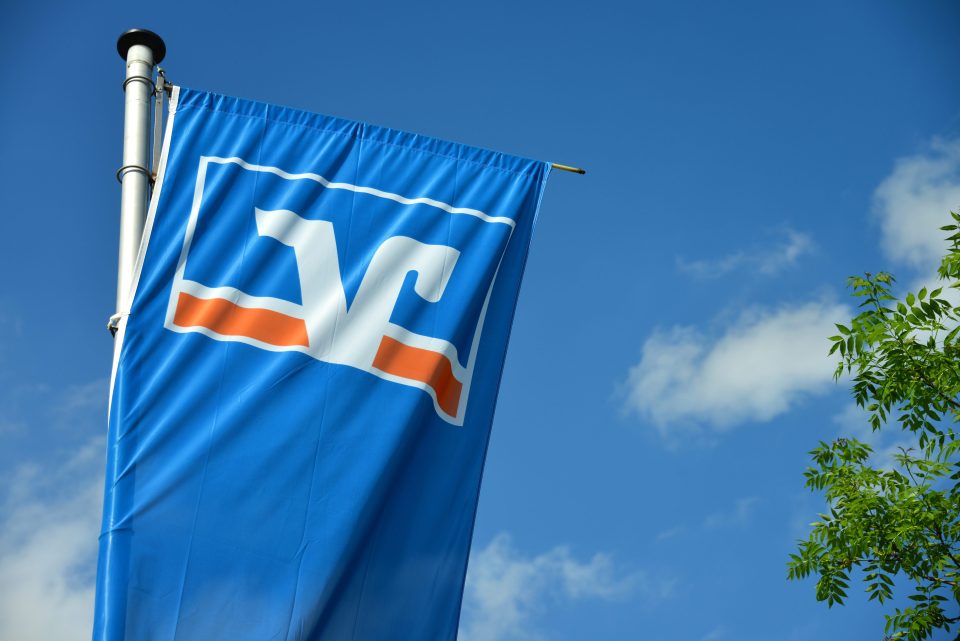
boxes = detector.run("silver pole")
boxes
[114,29,165,327]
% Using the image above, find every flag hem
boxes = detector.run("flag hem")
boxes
[175,87,546,180]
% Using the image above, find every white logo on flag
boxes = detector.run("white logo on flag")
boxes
[164,157,515,425]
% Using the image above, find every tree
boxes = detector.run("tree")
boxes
[788,212,960,641]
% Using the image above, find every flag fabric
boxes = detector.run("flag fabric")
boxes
[94,86,551,641]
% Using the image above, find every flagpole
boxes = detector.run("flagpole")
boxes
[550,163,586,175]
[112,29,165,333]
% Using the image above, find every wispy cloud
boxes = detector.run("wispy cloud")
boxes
[622,300,848,437]
[655,526,685,542]
[833,404,920,472]
[677,229,813,279]
[0,438,104,641]
[51,379,108,429]
[874,138,960,273]
[832,403,878,444]
[704,497,759,530]
[0,378,107,438]
[700,625,726,641]
[458,533,666,641]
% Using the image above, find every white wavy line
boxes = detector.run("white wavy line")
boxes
[204,156,516,228]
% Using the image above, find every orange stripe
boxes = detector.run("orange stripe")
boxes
[173,292,309,347]
[372,335,463,418]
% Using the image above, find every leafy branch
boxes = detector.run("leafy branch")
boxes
[789,211,960,641]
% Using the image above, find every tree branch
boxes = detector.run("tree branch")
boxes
[933,526,960,572]
[867,292,960,414]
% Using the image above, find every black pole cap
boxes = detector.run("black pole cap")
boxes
[117,29,166,63]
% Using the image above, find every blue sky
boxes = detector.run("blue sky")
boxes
[2,1,960,639]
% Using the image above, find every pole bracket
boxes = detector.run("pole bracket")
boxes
[122,74,155,92]
[116,164,153,184]
[107,312,123,336]
[152,69,168,178]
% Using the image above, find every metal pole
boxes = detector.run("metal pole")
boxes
[114,29,165,328]
[550,163,586,175]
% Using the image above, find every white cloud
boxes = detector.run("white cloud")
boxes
[629,140,960,439]
[677,229,813,279]
[704,497,759,530]
[623,301,848,435]
[867,138,960,331]
[458,533,663,641]
[874,138,960,272]
[0,438,104,641]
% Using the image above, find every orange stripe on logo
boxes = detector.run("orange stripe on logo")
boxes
[173,292,309,348]
[372,335,463,418]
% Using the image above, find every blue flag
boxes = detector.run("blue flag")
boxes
[94,87,551,641]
